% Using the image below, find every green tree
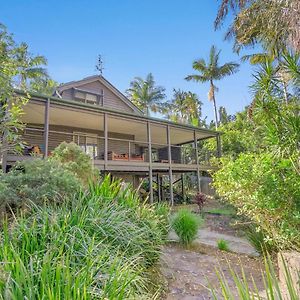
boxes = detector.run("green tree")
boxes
[126,73,166,116]
[29,77,59,96]
[15,42,48,88]
[218,106,234,125]
[215,0,300,53]
[162,89,203,126]
[185,45,239,129]
[0,24,48,169]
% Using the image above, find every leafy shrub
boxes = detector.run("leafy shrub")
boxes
[217,239,229,251]
[50,141,97,184]
[0,175,170,299]
[172,209,201,245]
[213,153,300,251]
[0,159,81,214]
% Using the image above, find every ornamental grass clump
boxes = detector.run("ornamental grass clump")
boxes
[0,175,170,299]
[172,209,202,245]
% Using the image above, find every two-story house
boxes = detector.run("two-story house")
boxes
[3,75,221,204]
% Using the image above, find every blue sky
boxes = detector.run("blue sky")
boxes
[1,0,256,121]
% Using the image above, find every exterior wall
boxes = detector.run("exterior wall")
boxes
[60,81,135,114]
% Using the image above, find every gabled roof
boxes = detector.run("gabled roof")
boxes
[55,75,143,115]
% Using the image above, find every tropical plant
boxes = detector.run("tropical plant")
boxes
[162,89,203,126]
[29,77,58,96]
[15,42,48,88]
[172,209,201,245]
[217,239,230,251]
[185,45,239,129]
[0,175,170,299]
[215,0,300,53]
[50,142,97,184]
[126,73,166,115]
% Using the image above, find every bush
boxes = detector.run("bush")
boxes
[0,159,81,214]
[217,239,229,251]
[0,175,170,299]
[50,142,97,184]
[172,209,201,245]
[213,153,300,251]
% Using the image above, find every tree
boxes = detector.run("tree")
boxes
[215,0,300,53]
[126,73,166,116]
[162,89,203,126]
[185,45,239,129]
[15,42,48,88]
[218,106,234,125]
[29,77,59,96]
[0,23,48,169]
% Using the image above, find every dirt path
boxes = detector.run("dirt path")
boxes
[160,203,265,299]
[160,243,264,299]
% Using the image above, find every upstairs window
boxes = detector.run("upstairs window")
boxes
[73,89,104,105]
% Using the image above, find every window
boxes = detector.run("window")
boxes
[74,89,101,105]
[73,132,98,158]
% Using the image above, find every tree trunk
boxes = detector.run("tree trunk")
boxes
[210,80,219,129]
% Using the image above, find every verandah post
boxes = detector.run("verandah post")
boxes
[147,121,153,203]
[43,98,50,158]
[194,130,201,193]
[104,113,108,170]
[167,125,174,206]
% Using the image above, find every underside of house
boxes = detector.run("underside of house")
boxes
[3,75,221,204]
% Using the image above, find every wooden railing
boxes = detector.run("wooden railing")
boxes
[19,127,217,165]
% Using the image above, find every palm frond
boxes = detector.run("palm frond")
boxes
[185,75,208,83]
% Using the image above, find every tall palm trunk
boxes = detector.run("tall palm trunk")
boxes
[210,80,219,129]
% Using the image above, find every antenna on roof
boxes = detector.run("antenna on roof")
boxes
[95,54,104,76]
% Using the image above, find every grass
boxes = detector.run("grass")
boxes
[172,209,203,245]
[204,207,236,216]
[246,225,273,254]
[0,175,170,299]
[217,239,230,251]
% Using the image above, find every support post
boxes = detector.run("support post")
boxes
[181,174,185,202]
[167,125,174,206]
[43,98,50,158]
[157,174,161,202]
[194,130,201,193]
[104,113,108,170]
[147,121,153,203]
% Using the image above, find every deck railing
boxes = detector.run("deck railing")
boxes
[17,127,217,165]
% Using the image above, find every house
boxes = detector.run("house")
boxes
[3,75,221,204]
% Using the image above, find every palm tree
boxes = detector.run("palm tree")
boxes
[162,89,202,126]
[16,42,48,88]
[126,73,166,116]
[185,45,239,129]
